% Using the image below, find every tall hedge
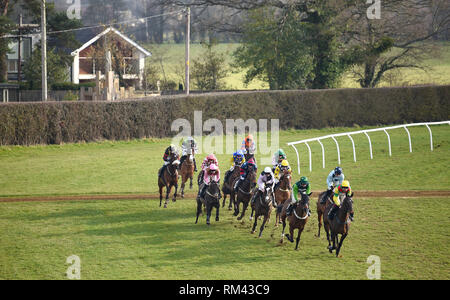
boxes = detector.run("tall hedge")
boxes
[0,85,448,145]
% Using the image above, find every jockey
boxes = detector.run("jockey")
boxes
[199,154,219,185]
[251,167,275,204]
[286,176,311,216]
[224,150,246,183]
[234,157,258,193]
[180,137,198,172]
[320,166,345,204]
[272,149,287,171]
[241,134,256,160]
[198,163,221,200]
[159,144,179,177]
[328,180,353,220]
[273,160,292,191]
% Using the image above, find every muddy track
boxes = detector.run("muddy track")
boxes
[1,190,449,203]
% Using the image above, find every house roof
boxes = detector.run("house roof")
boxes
[71,27,151,57]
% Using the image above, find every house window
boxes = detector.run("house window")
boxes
[7,60,18,73]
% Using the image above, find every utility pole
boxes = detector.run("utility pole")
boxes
[185,6,190,96]
[18,14,22,85]
[41,0,47,101]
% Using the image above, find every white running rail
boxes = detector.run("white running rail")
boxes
[287,121,450,174]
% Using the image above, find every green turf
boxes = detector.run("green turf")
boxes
[0,125,449,197]
[0,196,448,280]
[0,125,449,279]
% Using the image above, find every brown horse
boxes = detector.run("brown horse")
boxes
[280,192,310,250]
[222,165,241,210]
[316,190,333,237]
[180,153,195,198]
[323,195,354,257]
[234,167,257,221]
[158,155,180,208]
[250,185,275,237]
[274,171,292,227]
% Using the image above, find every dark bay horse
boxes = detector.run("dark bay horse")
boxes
[234,168,257,221]
[323,195,354,257]
[180,153,195,198]
[316,190,333,237]
[158,155,180,208]
[195,180,221,225]
[250,185,275,238]
[280,192,310,250]
[222,165,241,210]
[274,171,292,227]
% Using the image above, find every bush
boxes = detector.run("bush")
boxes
[0,85,448,145]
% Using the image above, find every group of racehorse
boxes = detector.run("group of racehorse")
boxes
[157,147,353,257]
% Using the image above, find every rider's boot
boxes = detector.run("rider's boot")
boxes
[286,203,295,216]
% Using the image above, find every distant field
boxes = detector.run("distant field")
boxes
[143,42,450,90]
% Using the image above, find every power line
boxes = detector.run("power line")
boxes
[0,9,186,39]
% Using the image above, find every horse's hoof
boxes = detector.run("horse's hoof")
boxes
[216,217,219,222]
[172,199,176,202]
[251,230,255,234]
[237,216,242,221]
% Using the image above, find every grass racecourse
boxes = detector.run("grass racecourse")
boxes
[0,125,449,279]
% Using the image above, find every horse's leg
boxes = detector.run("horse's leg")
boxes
[258,214,268,238]
[295,227,304,251]
[164,185,171,208]
[172,182,178,202]
[180,177,186,199]
[286,223,294,243]
[195,199,202,224]
[336,233,347,257]
[316,209,323,237]
[189,176,193,189]
[159,185,163,207]
[229,191,235,211]
[250,204,254,221]
[251,212,258,234]
[222,193,227,208]
[206,204,212,225]
[233,196,240,217]
[215,203,220,222]
[280,216,287,243]
[329,231,336,253]
[237,199,249,221]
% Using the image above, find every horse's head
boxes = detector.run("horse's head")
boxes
[343,193,354,216]
[298,191,310,215]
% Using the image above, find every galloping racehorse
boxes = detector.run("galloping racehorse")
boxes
[274,170,292,227]
[316,190,333,237]
[222,165,241,210]
[195,180,221,225]
[234,167,257,221]
[323,195,354,257]
[250,185,275,238]
[180,152,195,198]
[280,192,310,250]
[158,155,180,208]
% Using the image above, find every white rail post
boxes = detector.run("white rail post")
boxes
[318,139,325,169]
[364,131,373,159]
[290,144,301,174]
[348,134,357,162]
[425,124,433,151]
[403,126,412,152]
[305,142,312,172]
[331,136,341,165]
[383,129,392,157]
